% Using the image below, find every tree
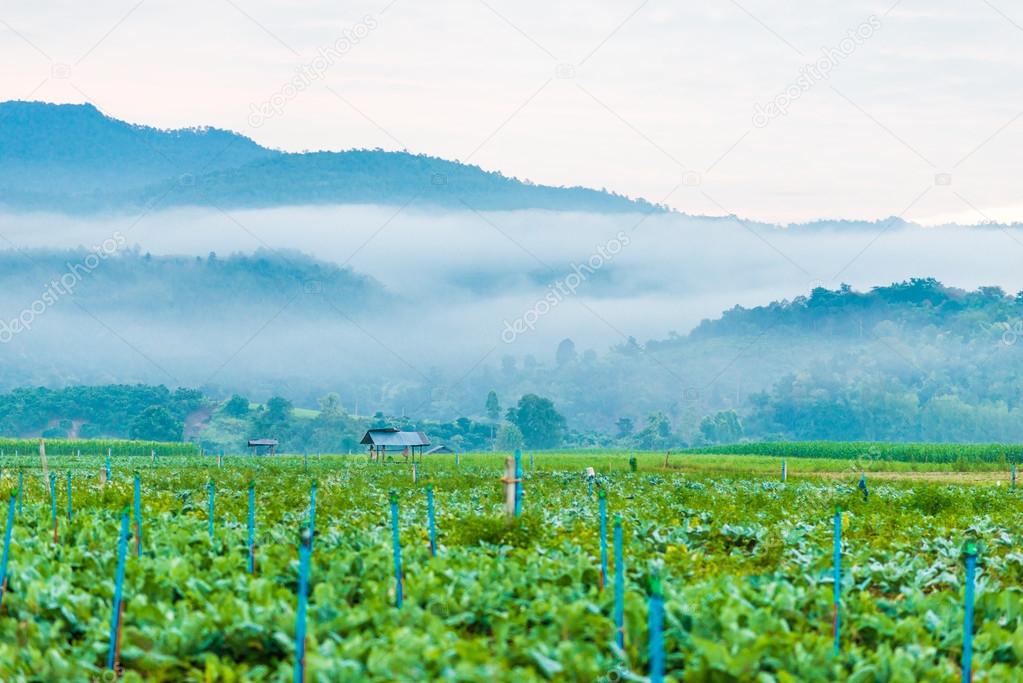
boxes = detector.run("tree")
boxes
[615,417,634,438]
[496,424,524,450]
[222,394,249,418]
[265,396,293,422]
[485,390,501,421]
[129,406,184,442]
[506,394,566,449]
[699,410,743,444]
[555,338,577,366]
[318,392,342,416]
[636,412,672,449]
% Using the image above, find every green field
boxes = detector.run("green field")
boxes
[0,450,1019,681]
[0,438,198,458]
[684,441,1023,464]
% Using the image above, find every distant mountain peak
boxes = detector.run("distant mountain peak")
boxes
[0,100,662,214]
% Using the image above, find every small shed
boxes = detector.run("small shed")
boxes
[361,428,430,463]
[248,438,279,456]
[424,445,453,455]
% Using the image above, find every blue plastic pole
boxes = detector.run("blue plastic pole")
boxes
[294,529,312,683]
[247,481,256,574]
[598,489,608,590]
[107,509,130,671]
[106,455,111,482]
[308,480,318,552]
[614,514,624,650]
[648,575,665,683]
[49,473,57,544]
[133,472,142,557]
[207,481,215,542]
[962,543,978,683]
[0,493,16,606]
[66,471,72,522]
[833,507,841,654]
[426,484,437,557]
[514,449,522,516]
[390,490,403,608]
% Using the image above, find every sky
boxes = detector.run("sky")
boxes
[2,0,1021,225]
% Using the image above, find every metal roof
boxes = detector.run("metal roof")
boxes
[424,445,452,454]
[248,439,279,446]
[360,428,430,447]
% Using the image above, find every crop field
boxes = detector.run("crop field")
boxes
[0,450,1020,681]
[685,441,1023,465]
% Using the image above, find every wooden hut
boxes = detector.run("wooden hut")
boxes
[247,438,279,456]
[360,428,430,463]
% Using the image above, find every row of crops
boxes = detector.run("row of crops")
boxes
[684,440,1023,464]
[0,452,1020,680]
[0,437,198,457]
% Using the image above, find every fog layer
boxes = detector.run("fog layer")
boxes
[0,205,1019,413]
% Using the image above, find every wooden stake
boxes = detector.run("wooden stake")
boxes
[39,439,49,481]
[501,457,517,519]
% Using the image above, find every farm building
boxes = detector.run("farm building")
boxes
[360,428,430,462]
[424,445,453,455]
[247,438,279,456]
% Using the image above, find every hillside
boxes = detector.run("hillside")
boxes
[2,279,1022,447]
[0,101,662,213]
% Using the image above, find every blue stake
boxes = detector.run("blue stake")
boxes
[49,473,58,544]
[105,455,111,482]
[66,471,72,522]
[833,506,841,654]
[598,489,608,590]
[514,449,522,516]
[648,574,665,683]
[207,481,215,542]
[133,472,142,557]
[390,490,403,608]
[962,543,978,683]
[247,480,256,574]
[426,484,437,557]
[0,493,16,606]
[308,480,318,551]
[294,529,312,683]
[107,509,130,671]
[614,514,624,650]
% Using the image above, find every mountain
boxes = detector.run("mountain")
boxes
[0,101,662,213]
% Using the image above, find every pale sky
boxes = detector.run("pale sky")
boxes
[2,0,1021,224]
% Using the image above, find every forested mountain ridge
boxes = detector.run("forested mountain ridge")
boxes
[680,278,1018,341]
[474,279,1023,444]
[0,101,662,213]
